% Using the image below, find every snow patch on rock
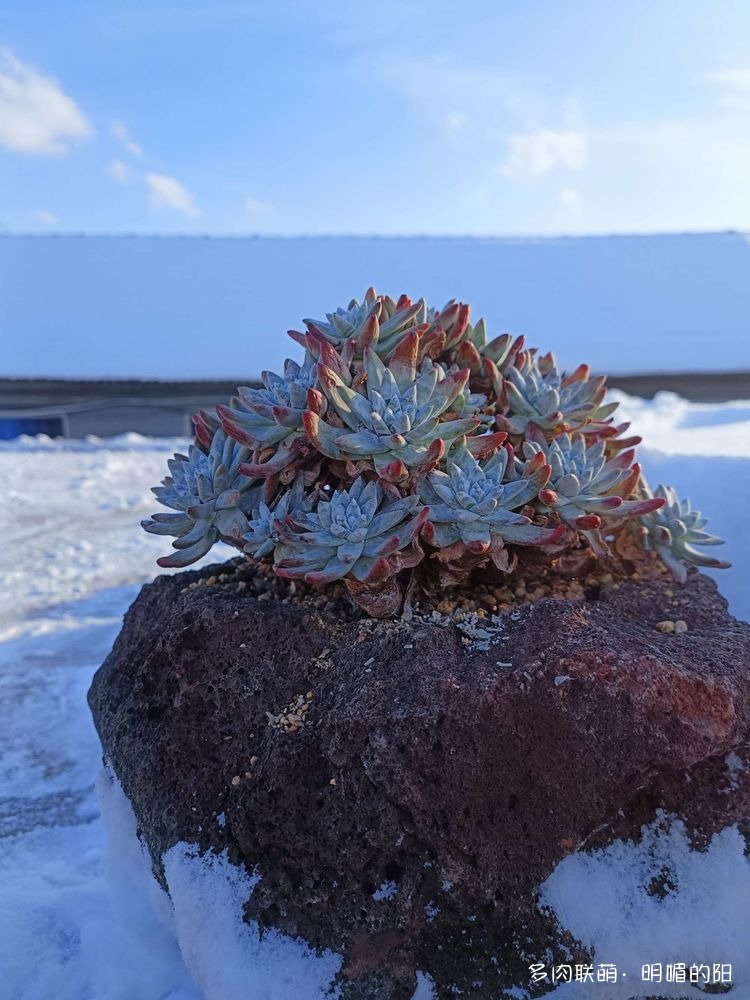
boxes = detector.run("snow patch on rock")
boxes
[538,815,750,997]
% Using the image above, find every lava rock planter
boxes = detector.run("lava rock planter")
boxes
[89,560,750,999]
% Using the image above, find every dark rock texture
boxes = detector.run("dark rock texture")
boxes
[89,563,750,998]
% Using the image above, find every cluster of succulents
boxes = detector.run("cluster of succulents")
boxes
[144,289,729,616]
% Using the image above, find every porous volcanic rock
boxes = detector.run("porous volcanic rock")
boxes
[89,562,750,999]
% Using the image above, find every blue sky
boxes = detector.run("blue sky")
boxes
[1,0,750,235]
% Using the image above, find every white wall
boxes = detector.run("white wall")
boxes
[2,233,749,379]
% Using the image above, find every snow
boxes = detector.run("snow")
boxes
[2,233,750,379]
[614,391,750,621]
[0,606,199,1000]
[540,817,750,998]
[163,840,342,999]
[1,391,749,999]
[0,432,235,641]
[725,751,746,792]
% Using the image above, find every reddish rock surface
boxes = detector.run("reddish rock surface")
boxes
[89,562,750,998]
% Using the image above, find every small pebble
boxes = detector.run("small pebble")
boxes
[231,775,240,786]
[674,619,688,634]
[656,620,675,633]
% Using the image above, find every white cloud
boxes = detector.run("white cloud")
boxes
[500,130,588,179]
[107,159,130,182]
[367,52,585,141]
[30,209,58,225]
[703,67,750,113]
[367,53,520,137]
[705,67,750,90]
[111,120,144,158]
[146,172,200,217]
[245,196,272,215]
[567,118,750,232]
[0,47,91,155]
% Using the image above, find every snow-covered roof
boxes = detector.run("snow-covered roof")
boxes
[1,232,749,379]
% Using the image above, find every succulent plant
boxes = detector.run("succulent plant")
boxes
[192,408,220,450]
[217,354,320,476]
[242,474,310,560]
[419,438,565,571]
[637,484,730,583]
[144,289,729,617]
[416,356,492,423]
[274,477,427,585]
[497,352,617,437]
[305,332,480,482]
[419,300,472,360]
[142,429,262,567]
[524,430,664,534]
[293,289,427,360]
[426,302,525,390]
[453,377,493,421]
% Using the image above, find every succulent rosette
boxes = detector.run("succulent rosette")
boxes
[497,352,617,437]
[275,477,427,585]
[217,354,320,476]
[293,289,427,360]
[637,484,730,582]
[142,429,262,567]
[419,438,565,571]
[304,331,480,483]
[242,474,310,561]
[524,430,664,529]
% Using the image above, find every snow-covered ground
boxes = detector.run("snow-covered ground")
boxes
[1,391,749,1000]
